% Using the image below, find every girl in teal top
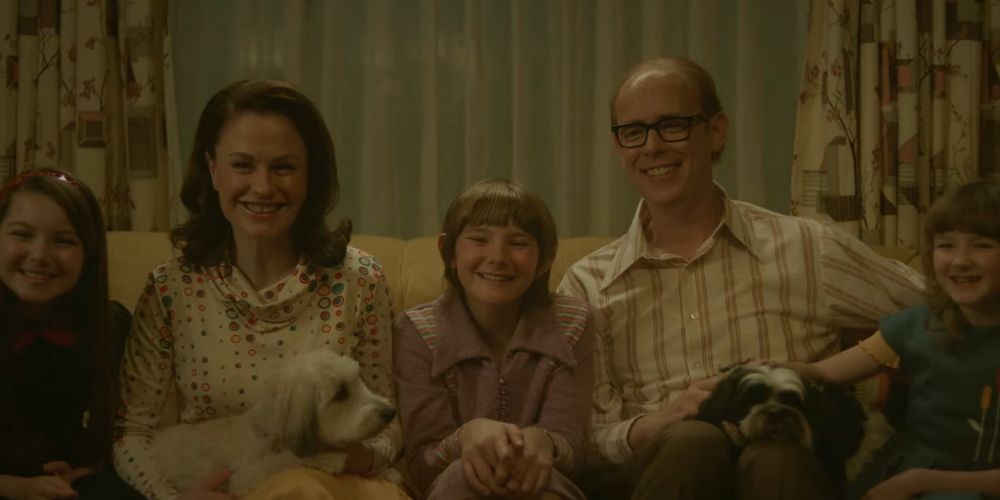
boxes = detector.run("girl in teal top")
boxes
[790,178,1000,500]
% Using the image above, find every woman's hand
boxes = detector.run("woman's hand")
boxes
[177,468,235,500]
[40,462,95,485]
[459,417,524,496]
[498,426,554,498]
[4,475,78,499]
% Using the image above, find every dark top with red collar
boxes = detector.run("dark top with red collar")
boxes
[0,302,130,477]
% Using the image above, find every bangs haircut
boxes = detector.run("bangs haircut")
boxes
[440,179,558,306]
[921,177,1000,347]
[923,179,1000,242]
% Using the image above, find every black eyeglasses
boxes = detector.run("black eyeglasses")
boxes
[611,114,708,148]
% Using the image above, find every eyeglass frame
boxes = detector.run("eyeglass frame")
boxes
[610,113,709,148]
[0,169,83,200]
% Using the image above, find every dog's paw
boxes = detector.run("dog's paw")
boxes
[721,421,746,446]
[302,451,349,474]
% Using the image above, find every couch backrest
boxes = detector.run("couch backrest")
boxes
[106,232,617,311]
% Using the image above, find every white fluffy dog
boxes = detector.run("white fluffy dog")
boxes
[152,350,396,495]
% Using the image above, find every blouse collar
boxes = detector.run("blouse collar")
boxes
[429,289,577,377]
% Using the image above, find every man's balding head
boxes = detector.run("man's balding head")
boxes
[610,57,723,124]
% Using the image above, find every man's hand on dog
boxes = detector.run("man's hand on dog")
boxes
[627,375,722,449]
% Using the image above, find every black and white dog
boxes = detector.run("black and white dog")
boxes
[581,365,866,499]
[696,364,867,490]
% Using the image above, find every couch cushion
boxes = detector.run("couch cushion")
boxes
[352,235,406,310]
[107,231,174,308]
[397,237,445,311]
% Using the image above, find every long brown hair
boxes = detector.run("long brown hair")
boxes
[921,177,1000,346]
[171,79,351,268]
[0,168,115,465]
[439,179,558,306]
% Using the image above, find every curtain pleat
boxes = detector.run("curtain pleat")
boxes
[0,0,175,231]
[170,0,809,238]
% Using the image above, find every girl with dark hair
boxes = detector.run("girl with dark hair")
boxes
[788,178,1000,499]
[0,169,140,499]
[114,80,406,499]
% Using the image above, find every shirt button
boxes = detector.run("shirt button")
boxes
[690,313,698,320]
[694,362,702,369]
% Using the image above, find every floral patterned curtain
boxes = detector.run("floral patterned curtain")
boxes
[0,0,176,231]
[791,0,1000,250]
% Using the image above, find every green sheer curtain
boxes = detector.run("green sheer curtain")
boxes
[170,0,808,238]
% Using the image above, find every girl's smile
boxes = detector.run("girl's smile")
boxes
[451,223,543,320]
[0,191,84,316]
[932,231,1000,326]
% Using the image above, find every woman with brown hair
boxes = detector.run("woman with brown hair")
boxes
[114,80,407,499]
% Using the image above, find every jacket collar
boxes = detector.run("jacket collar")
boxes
[430,289,577,377]
[599,184,759,291]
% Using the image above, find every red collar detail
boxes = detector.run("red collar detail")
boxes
[9,320,77,353]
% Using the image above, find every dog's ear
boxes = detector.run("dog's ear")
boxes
[248,371,323,456]
[804,381,867,489]
[695,368,746,424]
[282,379,324,456]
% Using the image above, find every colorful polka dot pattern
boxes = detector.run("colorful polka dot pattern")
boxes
[113,247,399,498]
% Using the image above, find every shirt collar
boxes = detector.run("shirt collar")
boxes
[598,184,759,291]
[7,318,77,354]
[430,289,577,377]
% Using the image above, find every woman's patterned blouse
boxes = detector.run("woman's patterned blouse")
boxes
[113,247,398,499]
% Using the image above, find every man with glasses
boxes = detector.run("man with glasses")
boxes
[557,57,924,499]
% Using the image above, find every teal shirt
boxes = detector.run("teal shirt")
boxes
[881,304,1000,470]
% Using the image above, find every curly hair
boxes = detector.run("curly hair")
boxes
[171,79,351,268]
[921,177,1000,347]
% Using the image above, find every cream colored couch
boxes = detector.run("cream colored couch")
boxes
[106,232,621,311]
[107,231,920,312]
[107,231,920,423]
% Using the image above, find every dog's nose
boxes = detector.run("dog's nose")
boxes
[379,408,397,422]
